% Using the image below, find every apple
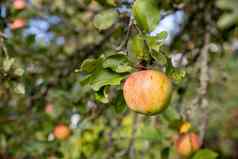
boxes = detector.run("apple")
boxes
[13,0,26,10]
[176,132,201,157]
[9,19,26,30]
[45,103,54,114]
[53,124,71,140]
[123,70,172,115]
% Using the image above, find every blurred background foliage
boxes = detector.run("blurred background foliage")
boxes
[0,0,238,159]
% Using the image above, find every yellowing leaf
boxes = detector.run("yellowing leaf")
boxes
[179,121,191,134]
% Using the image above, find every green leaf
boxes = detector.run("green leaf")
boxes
[79,74,94,85]
[93,9,118,30]
[3,58,15,72]
[150,50,167,65]
[146,35,158,46]
[162,107,180,122]
[128,35,150,61]
[216,0,238,29]
[216,0,238,9]
[146,32,168,52]
[166,61,186,82]
[114,91,127,113]
[157,31,168,40]
[90,69,124,91]
[103,54,133,73]
[95,86,110,104]
[168,119,183,130]
[132,0,160,32]
[147,33,168,43]
[26,34,36,45]
[192,149,218,159]
[161,147,170,159]
[80,58,98,73]
[146,35,161,52]
[169,69,186,82]
[217,13,238,29]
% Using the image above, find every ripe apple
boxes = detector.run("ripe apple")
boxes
[176,132,201,157]
[13,0,26,10]
[9,19,26,30]
[53,124,71,140]
[123,70,172,115]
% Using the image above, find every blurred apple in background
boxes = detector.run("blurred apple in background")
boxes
[53,124,71,140]
[9,19,26,30]
[13,0,26,10]
[176,132,201,157]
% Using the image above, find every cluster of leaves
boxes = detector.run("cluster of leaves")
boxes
[80,0,186,104]
[0,56,25,94]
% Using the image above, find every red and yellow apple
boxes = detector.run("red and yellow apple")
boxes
[9,19,26,30]
[53,124,71,140]
[123,70,172,115]
[176,132,201,157]
[13,0,26,10]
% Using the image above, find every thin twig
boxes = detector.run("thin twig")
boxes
[184,33,210,144]
[198,33,210,143]
[116,16,133,51]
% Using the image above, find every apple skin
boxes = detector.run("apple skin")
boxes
[176,132,201,157]
[9,19,26,30]
[53,124,71,140]
[123,70,172,115]
[13,0,26,10]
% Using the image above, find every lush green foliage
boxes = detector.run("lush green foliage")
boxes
[0,0,238,158]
